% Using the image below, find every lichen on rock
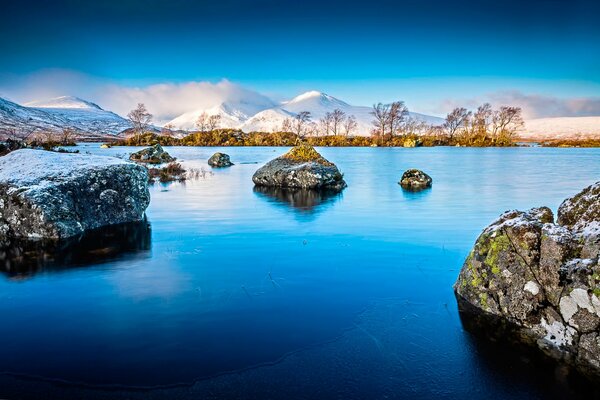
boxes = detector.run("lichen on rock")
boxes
[129,144,175,164]
[252,145,346,191]
[454,182,600,377]
[399,169,432,191]
[208,152,233,168]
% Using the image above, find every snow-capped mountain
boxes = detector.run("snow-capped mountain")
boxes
[521,116,600,139]
[0,96,130,137]
[167,90,445,134]
[167,97,277,131]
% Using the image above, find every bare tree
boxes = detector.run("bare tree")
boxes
[443,107,471,139]
[371,103,390,138]
[207,114,222,131]
[402,117,429,135]
[343,115,358,137]
[319,112,333,136]
[293,111,312,140]
[60,127,75,145]
[471,103,493,143]
[281,117,293,133]
[162,123,176,137]
[195,112,209,132]
[127,103,153,145]
[492,106,524,144]
[387,101,409,137]
[330,108,346,136]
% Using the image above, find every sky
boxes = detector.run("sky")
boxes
[1,0,599,120]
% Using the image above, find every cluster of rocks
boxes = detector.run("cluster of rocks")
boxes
[455,181,600,377]
[129,144,174,164]
[0,149,150,242]
[252,145,347,191]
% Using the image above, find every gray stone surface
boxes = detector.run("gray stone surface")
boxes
[455,182,600,377]
[208,152,233,167]
[0,149,150,241]
[129,144,174,164]
[252,146,346,191]
[399,169,432,191]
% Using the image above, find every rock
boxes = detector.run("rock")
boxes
[399,169,432,191]
[208,152,233,167]
[129,144,174,164]
[402,138,421,148]
[0,139,27,157]
[0,149,150,241]
[454,182,600,377]
[252,145,346,191]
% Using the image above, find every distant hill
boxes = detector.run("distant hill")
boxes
[0,96,131,138]
[521,116,600,140]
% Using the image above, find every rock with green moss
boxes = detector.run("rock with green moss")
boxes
[399,169,432,191]
[455,182,600,377]
[252,145,346,191]
[129,144,174,164]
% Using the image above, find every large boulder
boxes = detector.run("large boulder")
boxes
[252,145,346,191]
[399,169,432,191]
[208,152,233,167]
[129,144,174,164]
[454,181,600,377]
[0,149,150,241]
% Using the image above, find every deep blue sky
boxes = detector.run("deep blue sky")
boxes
[1,0,599,113]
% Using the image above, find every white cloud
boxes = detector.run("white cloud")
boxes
[0,69,274,125]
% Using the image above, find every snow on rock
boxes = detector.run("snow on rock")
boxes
[455,181,600,377]
[0,149,150,241]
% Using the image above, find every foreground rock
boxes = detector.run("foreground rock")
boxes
[399,169,432,191]
[455,181,600,377]
[129,144,174,164]
[252,145,346,191]
[208,152,233,167]
[0,149,150,241]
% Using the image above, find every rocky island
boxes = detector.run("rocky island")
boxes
[252,145,347,191]
[0,149,150,242]
[129,143,175,164]
[455,181,600,377]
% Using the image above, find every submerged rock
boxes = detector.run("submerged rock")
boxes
[399,169,432,191]
[0,149,150,241]
[129,144,174,164]
[454,181,600,377]
[208,152,233,167]
[252,145,346,191]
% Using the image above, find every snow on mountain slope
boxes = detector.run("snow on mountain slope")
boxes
[25,96,103,110]
[0,96,130,137]
[167,98,277,131]
[169,90,445,134]
[240,108,296,132]
[521,116,600,139]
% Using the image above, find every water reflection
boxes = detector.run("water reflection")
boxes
[253,186,342,214]
[0,221,151,279]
